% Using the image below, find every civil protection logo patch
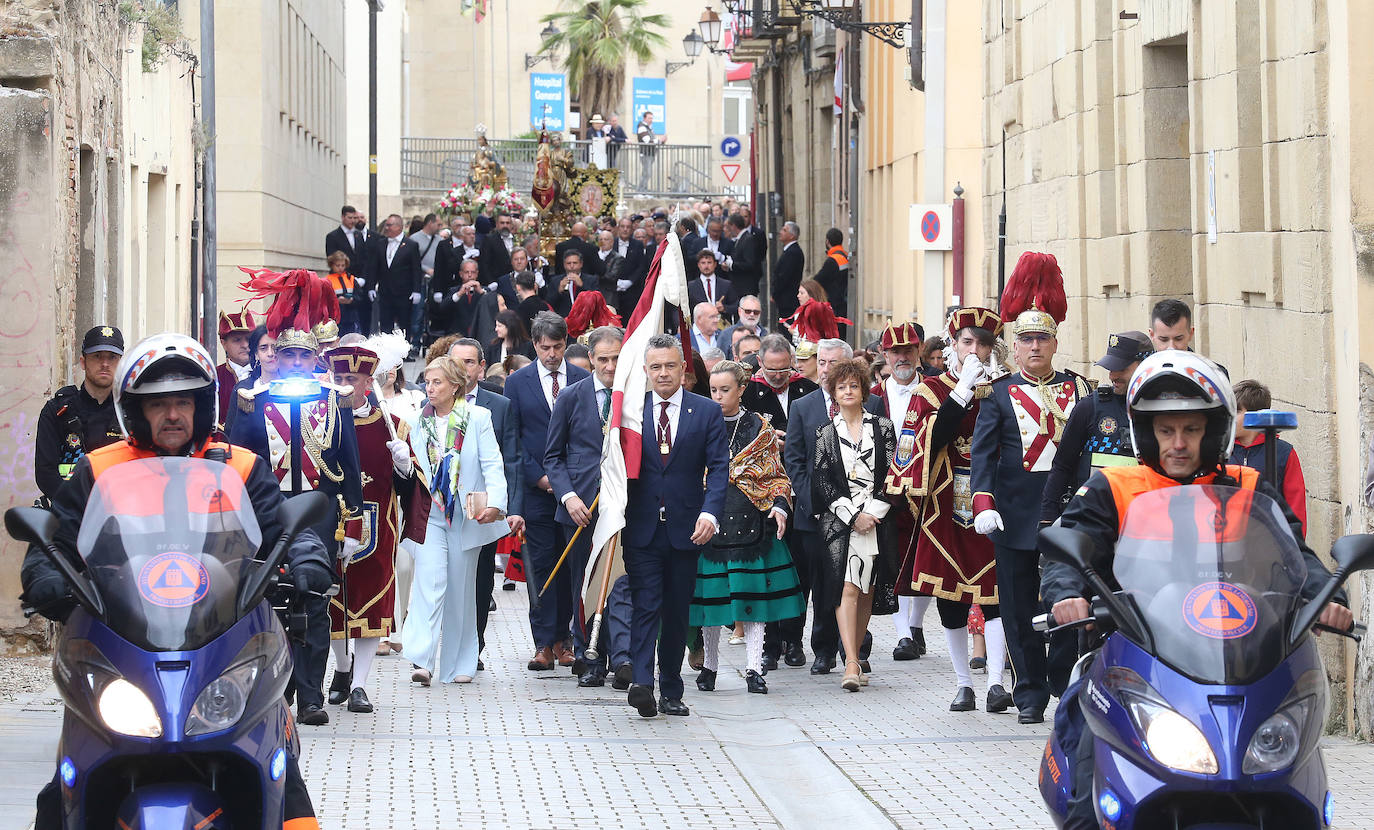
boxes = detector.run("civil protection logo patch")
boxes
[1182,581,1256,640]
[138,552,210,609]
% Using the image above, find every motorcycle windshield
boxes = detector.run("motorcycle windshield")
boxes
[76,457,263,651]
[1112,485,1307,685]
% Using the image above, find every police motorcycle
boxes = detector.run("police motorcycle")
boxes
[1033,483,1374,830]
[6,460,329,829]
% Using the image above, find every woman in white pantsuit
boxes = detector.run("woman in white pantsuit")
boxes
[404,355,508,684]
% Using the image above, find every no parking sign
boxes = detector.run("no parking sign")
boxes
[909,203,952,251]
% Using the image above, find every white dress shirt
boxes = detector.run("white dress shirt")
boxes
[539,360,568,410]
[884,375,920,420]
[617,238,630,256]
[650,387,718,530]
[339,224,358,251]
[699,274,718,304]
[385,235,402,266]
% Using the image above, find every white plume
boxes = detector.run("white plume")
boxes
[365,330,413,377]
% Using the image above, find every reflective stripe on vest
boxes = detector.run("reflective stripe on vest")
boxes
[1102,464,1260,538]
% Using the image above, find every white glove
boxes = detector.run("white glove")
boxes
[973,510,1004,535]
[433,292,443,303]
[952,353,987,405]
[355,277,366,288]
[409,292,421,304]
[616,279,632,292]
[368,289,377,302]
[486,282,498,291]
[387,439,413,475]
[534,273,546,288]
[339,536,363,564]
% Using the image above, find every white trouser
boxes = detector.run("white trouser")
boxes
[403,512,481,681]
[388,540,416,641]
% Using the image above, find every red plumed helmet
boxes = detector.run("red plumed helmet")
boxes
[238,267,340,350]
[565,291,623,340]
[781,300,852,344]
[1000,251,1066,337]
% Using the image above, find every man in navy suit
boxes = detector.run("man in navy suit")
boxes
[544,326,634,689]
[447,338,523,665]
[503,312,592,670]
[624,334,729,718]
[676,218,705,284]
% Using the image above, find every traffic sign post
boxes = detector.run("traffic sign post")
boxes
[721,163,741,182]
[909,203,953,250]
[720,136,742,157]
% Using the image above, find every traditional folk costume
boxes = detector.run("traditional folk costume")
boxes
[689,411,804,693]
[227,267,363,725]
[970,251,1093,721]
[323,346,430,713]
[867,322,934,659]
[904,307,1013,712]
[215,310,255,432]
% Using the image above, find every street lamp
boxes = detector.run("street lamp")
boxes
[525,21,559,69]
[794,0,909,48]
[698,7,725,53]
[667,31,704,75]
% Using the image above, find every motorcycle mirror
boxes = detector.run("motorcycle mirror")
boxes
[4,506,59,549]
[1038,525,1100,573]
[278,492,331,537]
[1331,533,1374,574]
[4,507,106,619]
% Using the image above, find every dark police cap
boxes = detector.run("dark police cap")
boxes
[82,325,125,356]
[1095,330,1152,372]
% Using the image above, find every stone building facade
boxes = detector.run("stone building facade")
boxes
[0,0,198,645]
[985,0,1374,733]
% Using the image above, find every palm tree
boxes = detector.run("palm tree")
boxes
[538,0,669,128]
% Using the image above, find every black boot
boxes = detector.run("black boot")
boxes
[327,669,351,705]
[911,627,927,656]
[745,669,768,694]
[695,668,717,691]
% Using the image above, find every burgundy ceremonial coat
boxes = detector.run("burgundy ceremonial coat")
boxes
[904,373,998,604]
[329,407,430,639]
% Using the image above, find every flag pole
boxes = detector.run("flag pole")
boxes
[538,492,600,598]
[581,532,620,662]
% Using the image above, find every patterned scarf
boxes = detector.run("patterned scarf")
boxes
[729,418,793,510]
[420,399,469,522]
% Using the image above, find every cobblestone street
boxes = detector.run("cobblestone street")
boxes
[4,585,1374,829]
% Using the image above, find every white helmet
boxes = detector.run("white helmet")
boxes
[1126,350,1235,478]
[113,333,219,451]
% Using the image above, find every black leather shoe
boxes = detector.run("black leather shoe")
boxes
[987,684,1013,713]
[911,627,927,656]
[859,629,874,660]
[1018,707,1046,724]
[659,697,690,716]
[571,657,588,677]
[612,664,633,690]
[859,659,871,674]
[950,686,976,711]
[489,597,497,611]
[628,684,657,718]
[745,670,768,694]
[346,688,374,713]
[297,704,329,725]
[783,643,806,667]
[892,637,919,661]
[327,670,351,705]
[578,667,606,688]
[760,654,778,674]
[810,655,835,674]
[695,668,717,691]
[477,660,485,671]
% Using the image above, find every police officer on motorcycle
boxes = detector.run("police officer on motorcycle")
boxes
[19,333,332,830]
[1042,350,1352,829]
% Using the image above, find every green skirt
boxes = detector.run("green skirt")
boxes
[689,537,805,627]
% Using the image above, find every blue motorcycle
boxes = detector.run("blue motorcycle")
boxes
[5,457,328,829]
[1035,484,1373,830]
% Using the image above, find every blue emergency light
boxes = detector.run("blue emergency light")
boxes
[268,377,323,401]
[1241,409,1297,431]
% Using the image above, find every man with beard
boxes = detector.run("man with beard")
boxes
[863,321,932,661]
[970,251,1092,724]
[479,212,516,286]
[34,325,126,504]
[741,334,818,669]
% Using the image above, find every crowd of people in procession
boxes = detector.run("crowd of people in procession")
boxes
[23,195,1371,827]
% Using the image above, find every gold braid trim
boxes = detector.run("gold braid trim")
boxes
[301,390,346,483]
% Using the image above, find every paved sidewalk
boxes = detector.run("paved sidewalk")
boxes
[4,584,1374,828]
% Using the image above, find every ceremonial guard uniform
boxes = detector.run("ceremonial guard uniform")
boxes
[228,267,364,726]
[323,346,429,714]
[1039,331,1152,524]
[970,252,1090,723]
[216,310,255,428]
[901,308,1013,713]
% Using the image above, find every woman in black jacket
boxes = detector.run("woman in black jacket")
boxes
[485,309,536,367]
[812,358,898,692]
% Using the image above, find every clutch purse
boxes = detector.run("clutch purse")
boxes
[465,492,490,520]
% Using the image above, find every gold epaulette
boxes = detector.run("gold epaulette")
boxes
[237,384,266,413]
[1065,369,1098,397]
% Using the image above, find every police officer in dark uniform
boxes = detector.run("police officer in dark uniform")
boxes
[34,326,126,505]
[230,270,364,726]
[1039,331,1153,524]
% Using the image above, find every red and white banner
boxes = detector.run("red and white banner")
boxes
[581,234,690,607]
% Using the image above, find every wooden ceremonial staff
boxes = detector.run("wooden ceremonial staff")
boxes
[581,533,620,662]
[537,492,601,598]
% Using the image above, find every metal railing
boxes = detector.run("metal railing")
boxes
[401,137,735,201]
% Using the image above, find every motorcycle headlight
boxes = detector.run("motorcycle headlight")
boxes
[97,678,163,738]
[186,659,261,736]
[1243,696,1313,774]
[1104,667,1217,774]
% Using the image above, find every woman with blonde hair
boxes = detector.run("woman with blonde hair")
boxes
[403,355,508,685]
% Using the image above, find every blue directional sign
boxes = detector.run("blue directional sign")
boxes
[631,78,666,134]
[530,73,567,131]
[720,136,742,158]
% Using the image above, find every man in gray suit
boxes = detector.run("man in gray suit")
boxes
[449,338,523,666]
